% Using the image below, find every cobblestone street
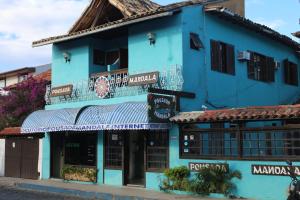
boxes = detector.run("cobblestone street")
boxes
[0,186,93,200]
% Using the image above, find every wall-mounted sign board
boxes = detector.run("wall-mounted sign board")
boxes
[148,94,175,123]
[128,71,159,86]
[51,85,73,97]
[189,162,229,173]
[252,165,300,176]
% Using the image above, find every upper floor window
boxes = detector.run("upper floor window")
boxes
[18,74,28,83]
[210,40,235,75]
[93,48,128,69]
[284,59,298,86]
[247,52,275,82]
[190,33,203,51]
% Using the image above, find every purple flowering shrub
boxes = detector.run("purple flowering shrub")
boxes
[0,78,47,130]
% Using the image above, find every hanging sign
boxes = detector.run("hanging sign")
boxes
[50,85,73,97]
[189,162,229,173]
[128,71,159,86]
[148,94,175,123]
[252,165,300,176]
[94,76,110,99]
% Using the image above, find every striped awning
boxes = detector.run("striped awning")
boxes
[21,108,83,134]
[75,102,170,131]
[21,102,170,134]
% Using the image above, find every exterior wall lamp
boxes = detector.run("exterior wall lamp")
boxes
[147,32,156,45]
[63,52,71,63]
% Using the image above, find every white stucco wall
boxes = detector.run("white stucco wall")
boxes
[38,139,43,179]
[0,139,5,176]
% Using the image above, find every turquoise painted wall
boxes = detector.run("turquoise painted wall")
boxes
[104,169,123,186]
[44,3,300,200]
[128,14,183,74]
[168,124,300,200]
[97,132,104,184]
[42,133,51,179]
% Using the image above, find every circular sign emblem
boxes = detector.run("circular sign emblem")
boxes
[94,76,110,98]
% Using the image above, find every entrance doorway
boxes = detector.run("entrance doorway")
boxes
[50,134,64,178]
[124,131,145,186]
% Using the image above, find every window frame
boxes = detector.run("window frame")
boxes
[179,126,300,161]
[190,33,203,51]
[247,51,275,83]
[210,40,235,75]
[284,59,298,86]
[145,131,169,172]
[104,131,124,170]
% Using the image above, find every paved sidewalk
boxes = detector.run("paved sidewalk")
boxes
[0,177,230,200]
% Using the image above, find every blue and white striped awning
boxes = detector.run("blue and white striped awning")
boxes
[21,102,170,134]
[21,108,84,134]
[75,102,170,131]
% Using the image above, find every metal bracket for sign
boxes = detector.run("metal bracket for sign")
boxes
[148,88,196,111]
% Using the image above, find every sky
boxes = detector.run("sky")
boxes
[0,0,299,73]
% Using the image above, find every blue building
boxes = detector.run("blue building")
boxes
[21,0,300,199]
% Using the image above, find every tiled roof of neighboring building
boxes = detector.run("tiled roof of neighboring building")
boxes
[205,6,300,50]
[170,104,300,123]
[0,67,35,79]
[33,69,51,82]
[0,127,21,136]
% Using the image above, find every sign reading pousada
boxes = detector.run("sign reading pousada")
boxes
[51,85,73,97]
[128,71,159,86]
[252,165,300,176]
[189,162,229,173]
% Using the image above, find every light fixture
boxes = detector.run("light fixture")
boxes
[147,32,156,45]
[63,52,71,63]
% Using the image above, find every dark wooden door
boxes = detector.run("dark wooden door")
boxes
[5,138,39,179]
[20,138,39,179]
[5,138,22,178]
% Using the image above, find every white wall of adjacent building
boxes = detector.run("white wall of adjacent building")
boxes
[0,139,5,176]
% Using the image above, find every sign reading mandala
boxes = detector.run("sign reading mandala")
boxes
[189,162,229,173]
[50,85,73,97]
[148,94,175,123]
[128,71,159,86]
[252,165,300,176]
[94,76,110,99]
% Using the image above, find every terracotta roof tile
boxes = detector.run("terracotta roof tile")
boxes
[0,127,21,136]
[170,104,300,123]
[33,69,51,82]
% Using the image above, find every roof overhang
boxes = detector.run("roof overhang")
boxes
[32,11,174,47]
[293,31,300,38]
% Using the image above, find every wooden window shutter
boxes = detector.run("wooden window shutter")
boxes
[283,59,290,84]
[291,63,299,86]
[247,52,255,79]
[211,40,220,71]
[226,44,235,75]
[266,57,275,82]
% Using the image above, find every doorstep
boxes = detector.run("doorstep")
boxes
[0,177,230,200]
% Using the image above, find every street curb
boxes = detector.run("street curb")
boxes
[16,183,158,200]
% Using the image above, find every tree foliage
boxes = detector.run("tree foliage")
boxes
[0,78,47,130]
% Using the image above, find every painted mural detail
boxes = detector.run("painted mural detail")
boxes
[252,165,300,176]
[94,76,110,99]
[189,162,229,173]
[46,65,184,105]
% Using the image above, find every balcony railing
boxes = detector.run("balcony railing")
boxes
[45,65,184,105]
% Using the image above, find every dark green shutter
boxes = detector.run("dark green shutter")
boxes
[226,44,235,75]
[211,40,220,71]
[266,57,275,82]
[283,59,290,84]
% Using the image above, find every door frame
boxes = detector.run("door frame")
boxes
[122,131,146,187]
